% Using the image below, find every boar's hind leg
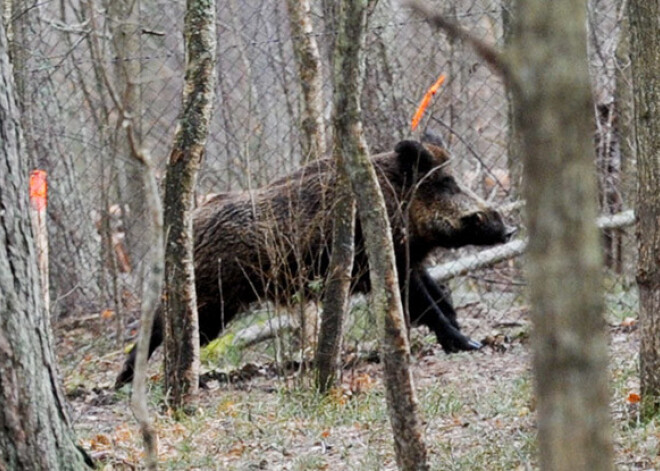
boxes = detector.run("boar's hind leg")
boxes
[408,269,482,353]
[114,315,164,389]
[114,303,233,389]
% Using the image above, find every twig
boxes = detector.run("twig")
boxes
[404,1,516,88]
[129,146,163,471]
[429,115,511,197]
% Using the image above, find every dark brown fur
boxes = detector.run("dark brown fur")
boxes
[116,140,513,387]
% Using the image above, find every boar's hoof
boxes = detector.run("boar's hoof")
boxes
[465,338,483,350]
[440,331,483,354]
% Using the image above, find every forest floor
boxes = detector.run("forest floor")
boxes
[57,293,658,470]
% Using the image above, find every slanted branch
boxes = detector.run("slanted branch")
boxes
[429,209,635,282]
[429,238,528,282]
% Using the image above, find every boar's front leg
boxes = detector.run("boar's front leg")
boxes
[407,268,482,353]
[416,269,461,331]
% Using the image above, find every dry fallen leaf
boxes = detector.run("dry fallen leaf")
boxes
[114,425,133,443]
[621,317,637,328]
[227,442,246,457]
[217,399,238,417]
[170,423,187,437]
[90,433,112,450]
[328,387,348,406]
[350,373,374,394]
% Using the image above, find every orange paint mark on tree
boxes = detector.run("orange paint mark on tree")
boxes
[411,74,446,131]
[29,169,47,211]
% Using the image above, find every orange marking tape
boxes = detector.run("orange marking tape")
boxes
[411,74,446,131]
[29,169,47,211]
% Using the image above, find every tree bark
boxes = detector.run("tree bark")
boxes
[163,0,217,409]
[312,0,355,394]
[316,164,355,393]
[285,0,327,160]
[510,1,614,469]
[109,0,148,277]
[285,0,338,374]
[407,1,616,466]
[8,0,103,320]
[0,19,92,470]
[629,0,660,416]
[500,0,523,195]
[333,1,429,469]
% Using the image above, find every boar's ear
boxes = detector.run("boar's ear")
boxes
[394,140,438,179]
[422,143,450,163]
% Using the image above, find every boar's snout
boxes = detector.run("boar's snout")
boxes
[504,224,517,240]
[458,208,515,246]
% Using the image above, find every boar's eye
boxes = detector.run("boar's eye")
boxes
[438,176,460,195]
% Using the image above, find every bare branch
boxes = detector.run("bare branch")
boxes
[429,209,635,282]
[130,148,163,471]
[429,239,527,282]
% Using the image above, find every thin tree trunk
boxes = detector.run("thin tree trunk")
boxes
[109,0,146,267]
[510,1,614,469]
[130,142,163,471]
[0,19,92,470]
[333,1,429,469]
[285,0,327,160]
[316,167,355,393]
[286,0,330,365]
[10,0,103,320]
[298,0,356,393]
[629,0,660,416]
[163,0,217,409]
[500,0,523,195]
[614,12,637,284]
[109,0,144,338]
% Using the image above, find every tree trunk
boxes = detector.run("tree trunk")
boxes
[309,0,355,394]
[285,0,327,160]
[316,165,355,393]
[500,0,523,195]
[614,13,638,285]
[0,19,92,470]
[333,1,429,469]
[406,3,615,465]
[9,0,103,320]
[109,0,147,277]
[163,0,217,409]
[629,0,660,416]
[286,0,332,368]
[510,1,614,469]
